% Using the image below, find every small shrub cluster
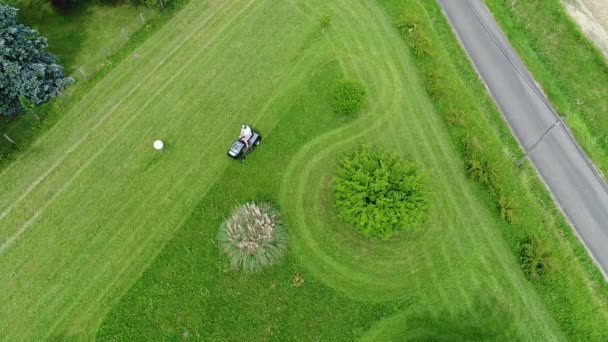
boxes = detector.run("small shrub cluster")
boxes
[519,238,557,280]
[330,79,367,116]
[396,15,433,59]
[217,202,288,273]
[292,273,304,287]
[334,146,429,239]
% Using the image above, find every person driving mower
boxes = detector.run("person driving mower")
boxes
[228,125,262,161]
[239,124,252,148]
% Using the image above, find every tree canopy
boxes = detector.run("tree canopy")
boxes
[0,4,74,117]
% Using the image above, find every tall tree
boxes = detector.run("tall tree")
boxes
[0,4,74,117]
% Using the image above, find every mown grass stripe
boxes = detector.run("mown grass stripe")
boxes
[0,8,210,183]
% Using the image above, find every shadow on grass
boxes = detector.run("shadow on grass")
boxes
[404,293,521,341]
[12,0,142,74]
[13,0,91,74]
[49,330,85,341]
[15,1,94,74]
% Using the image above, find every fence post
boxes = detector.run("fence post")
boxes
[78,66,87,80]
[121,27,129,41]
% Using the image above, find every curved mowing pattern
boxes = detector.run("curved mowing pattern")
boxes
[280,0,565,340]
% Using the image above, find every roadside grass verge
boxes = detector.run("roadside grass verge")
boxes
[376,0,608,339]
[484,0,608,186]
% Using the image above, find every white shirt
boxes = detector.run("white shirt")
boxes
[240,126,252,140]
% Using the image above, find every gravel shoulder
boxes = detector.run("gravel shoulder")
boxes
[562,0,608,57]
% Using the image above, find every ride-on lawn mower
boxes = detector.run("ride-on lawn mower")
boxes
[227,127,262,162]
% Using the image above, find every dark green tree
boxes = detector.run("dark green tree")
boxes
[0,4,74,117]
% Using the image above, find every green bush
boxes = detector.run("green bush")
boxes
[519,238,557,280]
[498,193,518,223]
[217,202,288,273]
[396,13,434,58]
[330,79,367,115]
[334,146,429,239]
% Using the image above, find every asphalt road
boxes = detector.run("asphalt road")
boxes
[438,0,608,278]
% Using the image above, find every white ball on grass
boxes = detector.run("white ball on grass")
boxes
[153,140,164,150]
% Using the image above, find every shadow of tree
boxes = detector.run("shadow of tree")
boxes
[12,0,88,74]
[404,292,522,342]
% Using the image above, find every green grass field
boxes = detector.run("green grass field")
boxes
[0,0,605,340]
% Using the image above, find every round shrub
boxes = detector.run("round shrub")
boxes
[331,79,367,115]
[334,146,429,239]
[217,202,287,273]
